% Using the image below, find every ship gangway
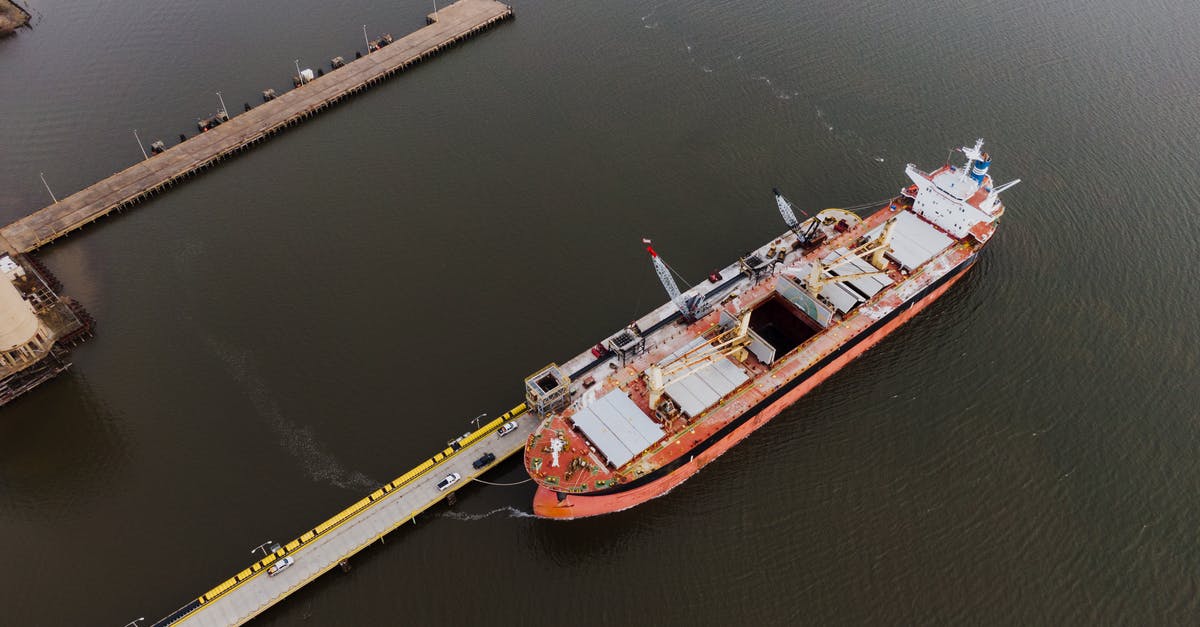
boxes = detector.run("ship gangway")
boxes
[0,0,513,256]
[151,404,534,627]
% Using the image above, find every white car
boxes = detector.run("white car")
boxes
[267,556,294,577]
[436,472,461,491]
[497,421,518,437]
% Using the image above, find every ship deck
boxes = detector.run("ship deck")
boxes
[525,200,982,494]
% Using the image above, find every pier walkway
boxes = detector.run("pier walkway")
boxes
[0,0,512,255]
[153,404,534,627]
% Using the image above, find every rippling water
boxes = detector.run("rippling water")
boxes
[1,0,1198,624]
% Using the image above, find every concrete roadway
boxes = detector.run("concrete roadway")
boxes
[175,413,537,627]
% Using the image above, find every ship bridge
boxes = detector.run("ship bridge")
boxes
[904,139,1018,239]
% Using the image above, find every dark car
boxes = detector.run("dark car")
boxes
[472,452,496,469]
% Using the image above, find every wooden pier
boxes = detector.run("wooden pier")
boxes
[0,0,512,255]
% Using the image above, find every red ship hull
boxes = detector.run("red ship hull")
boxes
[533,254,978,519]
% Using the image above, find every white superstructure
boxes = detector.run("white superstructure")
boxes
[905,139,1020,238]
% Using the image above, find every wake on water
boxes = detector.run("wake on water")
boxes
[636,11,892,165]
[206,337,379,492]
[440,506,535,521]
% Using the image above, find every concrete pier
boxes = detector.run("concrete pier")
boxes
[0,0,512,255]
[151,405,534,627]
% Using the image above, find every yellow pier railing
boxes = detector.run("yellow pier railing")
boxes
[153,402,528,627]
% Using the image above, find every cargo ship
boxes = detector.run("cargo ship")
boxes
[521,139,1019,519]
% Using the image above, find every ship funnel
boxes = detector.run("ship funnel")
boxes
[969,152,991,184]
[960,138,990,184]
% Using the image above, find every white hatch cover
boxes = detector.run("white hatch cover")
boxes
[819,282,863,314]
[661,337,751,418]
[866,210,955,272]
[570,389,665,468]
[822,247,893,298]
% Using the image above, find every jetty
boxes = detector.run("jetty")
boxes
[0,0,512,255]
[152,405,534,627]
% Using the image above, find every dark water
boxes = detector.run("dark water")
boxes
[1,0,1198,624]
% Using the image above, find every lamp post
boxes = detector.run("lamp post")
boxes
[133,129,149,160]
[216,91,228,119]
[251,540,276,557]
[433,0,439,21]
[294,59,304,84]
[471,413,486,430]
[123,618,145,627]
[39,172,58,204]
[363,24,369,51]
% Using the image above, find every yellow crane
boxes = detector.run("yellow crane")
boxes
[805,217,896,295]
[645,310,753,412]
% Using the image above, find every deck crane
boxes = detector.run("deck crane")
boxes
[869,218,898,270]
[644,239,707,321]
[644,310,753,412]
[804,217,897,295]
[773,188,819,245]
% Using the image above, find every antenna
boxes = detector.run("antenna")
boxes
[961,138,985,163]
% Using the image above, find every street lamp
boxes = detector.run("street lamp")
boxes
[133,129,148,160]
[216,91,228,119]
[471,413,486,430]
[251,540,276,557]
[39,172,58,204]
[433,0,439,21]
[123,618,145,627]
[362,24,369,51]
[294,59,304,85]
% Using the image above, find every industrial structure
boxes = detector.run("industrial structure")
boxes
[0,254,91,405]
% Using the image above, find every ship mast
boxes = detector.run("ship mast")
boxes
[960,138,986,173]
